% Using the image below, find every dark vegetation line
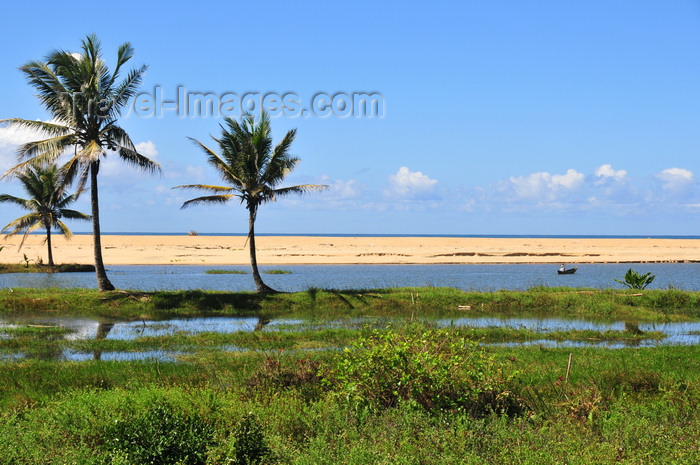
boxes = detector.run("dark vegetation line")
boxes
[1,287,698,322]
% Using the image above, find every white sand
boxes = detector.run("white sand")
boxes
[2,235,699,265]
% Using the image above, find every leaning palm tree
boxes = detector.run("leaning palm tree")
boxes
[0,34,160,290]
[175,112,328,292]
[1,164,89,267]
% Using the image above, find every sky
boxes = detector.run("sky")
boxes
[0,0,699,236]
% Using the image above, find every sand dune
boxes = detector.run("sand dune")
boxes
[1,235,699,266]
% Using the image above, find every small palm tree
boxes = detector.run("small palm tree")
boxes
[1,164,89,267]
[615,268,656,290]
[175,112,328,292]
[1,33,160,290]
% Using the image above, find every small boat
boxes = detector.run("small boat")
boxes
[558,267,577,275]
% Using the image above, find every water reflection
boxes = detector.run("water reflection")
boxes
[62,349,179,362]
[2,314,698,351]
[93,322,114,360]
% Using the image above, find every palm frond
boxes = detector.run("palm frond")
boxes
[110,41,135,86]
[18,61,72,118]
[2,213,41,235]
[16,134,76,162]
[61,154,90,191]
[58,209,90,221]
[117,146,162,173]
[173,184,235,193]
[272,184,329,197]
[0,194,34,212]
[110,65,147,115]
[180,194,237,209]
[78,139,105,163]
[0,118,72,138]
[188,136,244,188]
[55,220,75,238]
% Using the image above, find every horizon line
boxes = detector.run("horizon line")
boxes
[54,232,700,239]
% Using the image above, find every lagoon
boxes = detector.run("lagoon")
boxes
[2,263,699,291]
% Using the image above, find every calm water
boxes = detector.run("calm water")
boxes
[1,315,698,362]
[1,263,699,291]
[3,262,698,361]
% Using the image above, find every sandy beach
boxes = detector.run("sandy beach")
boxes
[1,235,699,266]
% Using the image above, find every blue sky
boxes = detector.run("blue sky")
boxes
[1,0,699,235]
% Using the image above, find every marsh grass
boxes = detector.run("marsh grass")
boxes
[0,287,698,462]
[263,269,292,274]
[1,287,698,321]
[0,322,668,362]
[205,269,247,274]
[0,263,95,274]
[0,325,73,338]
[0,344,697,464]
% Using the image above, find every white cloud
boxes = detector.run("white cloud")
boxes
[155,184,185,206]
[594,164,627,185]
[135,141,159,159]
[505,168,584,201]
[100,141,161,181]
[385,166,438,199]
[327,179,361,199]
[656,168,694,191]
[185,165,206,182]
[0,124,43,147]
[0,123,51,174]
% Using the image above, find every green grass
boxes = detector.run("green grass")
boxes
[263,269,292,274]
[204,269,247,274]
[0,263,95,273]
[0,343,696,464]
[0,287,698,463]
[1,287,698,322]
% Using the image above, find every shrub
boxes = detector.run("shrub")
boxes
[615,268,656,290]
[225,414,271,465]
[324,325,523,417]
[599,369,661,393]
[102,404,214,464]
[246,356,325,402]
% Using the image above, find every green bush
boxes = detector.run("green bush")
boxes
[615,268,656,290]
[246,355,325,402]
[102,404,214,464]
[225,414,271,465]
[324,324,523,416]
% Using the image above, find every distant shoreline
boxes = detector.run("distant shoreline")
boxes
[62,232,700,240]
[3,235,699,266]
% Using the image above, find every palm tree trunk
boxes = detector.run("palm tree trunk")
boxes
[90,162,115,291]
[248,205,275,293]
[45,220,54,267]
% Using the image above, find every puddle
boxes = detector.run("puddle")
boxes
[61,349,181,362]
[438,317,700,346]
[1,315,698,362]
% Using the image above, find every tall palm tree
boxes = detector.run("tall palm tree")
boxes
[0,164,89,267]
[0,33,160,290]
[175,112,328,293]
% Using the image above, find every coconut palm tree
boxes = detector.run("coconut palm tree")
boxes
[0,33,160,290]
[175,112,328,292]
[0,164,89,267]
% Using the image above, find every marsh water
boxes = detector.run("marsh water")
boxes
[2,263,700,291]
[1,314,698,362]
[2,263,698,361]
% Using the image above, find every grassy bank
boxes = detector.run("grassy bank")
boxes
[0,340,697,464]
[1,286,699,322]
[0,263,95,273]
[0,287,698,463]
